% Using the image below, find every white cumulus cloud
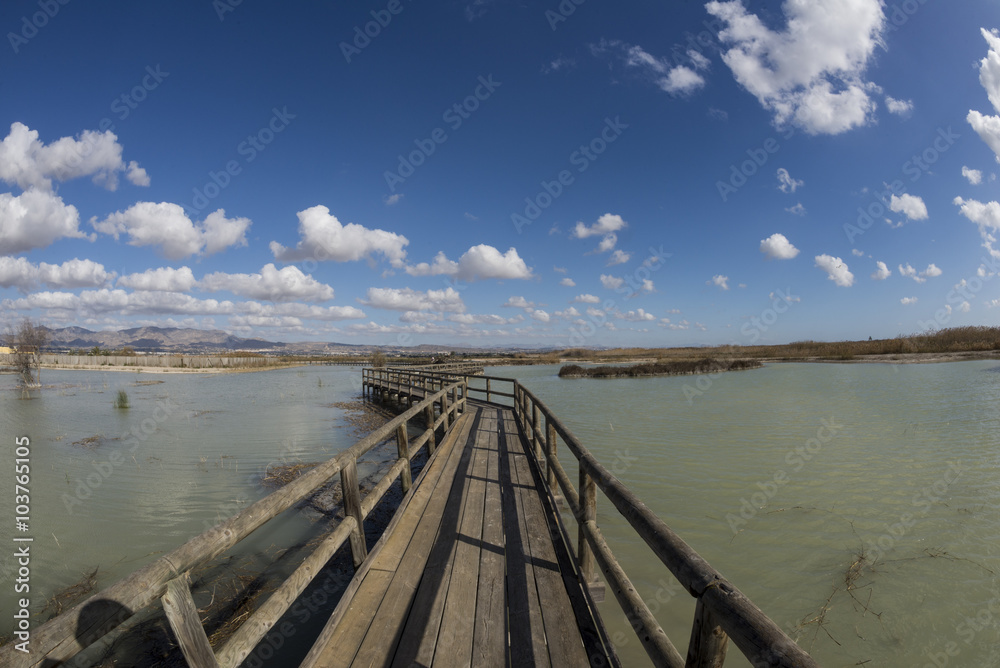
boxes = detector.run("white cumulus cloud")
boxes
[815,255,854,287]
[759,233,800,260]
[955,196,1000,258]
[270,205,408,266]
[572,294,601,304]
[871,261,891,280]
[0,122,150,191]
[572,213,627,238]
[709,274,729,290]
[900,297,918,305]
[0,256,114,292]
[118,267,197,293]
[889,193,928,221]
[200,264,335,302]
[92,203,250,259]
[968,29,1000,162]
[963,166,984,185]
[706,0,885,135]
[776,168,803,193]
[600,274,624,290]
[885,96,913,115]
[362,286,465,312]
[0,189,88,254]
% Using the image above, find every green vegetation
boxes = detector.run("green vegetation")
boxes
[551,326,1000,364]
[113,390,130,409]
[559,358,762,378]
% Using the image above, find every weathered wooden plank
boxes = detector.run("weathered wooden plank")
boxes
[161,575,219,668]
[431,414,491,667]
[392,410,483,667]
[510,437,590,666]
[301,412,476,668]
[501,426,550,668]
[472,418,506,667]
[351,411,480,666]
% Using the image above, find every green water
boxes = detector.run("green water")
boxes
[499,361,1000,667]
[2,361,999,666]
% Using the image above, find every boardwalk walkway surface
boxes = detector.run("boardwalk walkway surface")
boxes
[302,401,614,667]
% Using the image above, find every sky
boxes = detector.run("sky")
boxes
[3,1,1000,349]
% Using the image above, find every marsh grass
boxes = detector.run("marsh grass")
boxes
[559,357,762,378]
[113,390,130,409]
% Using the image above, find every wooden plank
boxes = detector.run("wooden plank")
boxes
[351,412,481,665]
[501,425,550,668]
[391,409,483,667]
[472,417,506,666]
[431,412,491,667]
[302,412,476,668]
[509,430,590,666]
[161,575,219,668]
[341,458,368,568]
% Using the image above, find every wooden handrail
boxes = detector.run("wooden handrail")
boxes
[3,378,467,668]
[509,381,817,668]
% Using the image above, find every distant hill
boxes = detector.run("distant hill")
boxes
[42,326,287,353]
[38,326,548,355]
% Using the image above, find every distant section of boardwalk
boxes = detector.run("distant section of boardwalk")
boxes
[302,400,614,667]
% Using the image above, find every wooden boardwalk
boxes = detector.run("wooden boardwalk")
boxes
[302,401,613,667]
[5,369,817,668]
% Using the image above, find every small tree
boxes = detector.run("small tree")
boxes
[370,350,387,368]
[7,318,47,388]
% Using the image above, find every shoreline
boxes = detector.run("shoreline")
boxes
[29,362,304,374]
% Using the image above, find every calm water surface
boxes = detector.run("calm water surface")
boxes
[2,361,999,667]
[502,361,1000,667]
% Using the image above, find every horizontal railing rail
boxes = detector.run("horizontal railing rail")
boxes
[368,367,816,665]
[2,378,467,668]
[510,382,818,668]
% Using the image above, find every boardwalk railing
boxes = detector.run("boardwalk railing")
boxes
[0,378,467,668]
[370,368,817,668]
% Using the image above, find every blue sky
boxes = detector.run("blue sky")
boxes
[3,1,1000,348]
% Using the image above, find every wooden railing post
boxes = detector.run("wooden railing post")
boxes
[686,597,730,668]
[425,403,436,455]
[546,418,557,491]
[441,389,450,430]
[486,377,491,403]
[532,403,542,461]
[161,574,219,668]
[341,458,367,568]
[578,467,596,584]
[396,423,412,494]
